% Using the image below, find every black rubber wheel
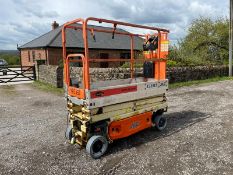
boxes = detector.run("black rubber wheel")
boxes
[86,135,108,159]
[152,113,167,131]
[65,125,73,140]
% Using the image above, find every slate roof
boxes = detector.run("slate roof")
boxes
[19,24,143,50]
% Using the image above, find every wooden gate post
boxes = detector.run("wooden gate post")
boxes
[33,65,36,80]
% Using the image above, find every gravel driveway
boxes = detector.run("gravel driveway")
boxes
[0,81,233,175]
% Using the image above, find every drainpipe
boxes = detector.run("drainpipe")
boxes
[230,0,233,76]
[45,48,49,65]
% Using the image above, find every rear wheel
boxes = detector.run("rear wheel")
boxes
[152,112,167,131]
[86,135,108,159]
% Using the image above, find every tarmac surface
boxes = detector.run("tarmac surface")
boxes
[0,81,233,175]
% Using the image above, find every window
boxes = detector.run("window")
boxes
[99,53,109,68]
[38,53,41,59]
[28,51,31,62]
[32,51,35,62]
[120,53,131,66]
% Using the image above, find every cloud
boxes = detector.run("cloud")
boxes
[99,0,187,24]
[0,0,229,49]
[93,0,227,42]
[12,0,59,18]
[0,0,59,49]
[10,22,50,36]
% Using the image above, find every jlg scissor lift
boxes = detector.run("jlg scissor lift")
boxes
[63,17,169,159]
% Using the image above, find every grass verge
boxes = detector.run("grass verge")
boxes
[32,81,64,95]
[169,76,233,89]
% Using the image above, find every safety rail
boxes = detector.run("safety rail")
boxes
[62,17,169,91]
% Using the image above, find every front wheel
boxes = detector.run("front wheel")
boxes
[152,112,167,131]
[86,135,108,159]
[65,125,73,140]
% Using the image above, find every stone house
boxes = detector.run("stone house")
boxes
[18,21,143,68]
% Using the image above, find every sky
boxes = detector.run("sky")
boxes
[0,0,229,50]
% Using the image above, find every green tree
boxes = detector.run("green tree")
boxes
[0,54,20,65]
[169,17,229,66]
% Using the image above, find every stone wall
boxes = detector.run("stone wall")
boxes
[38,65,229,88]
[38,65,63,88]
[69,67,142,82]
[167,66,229,83]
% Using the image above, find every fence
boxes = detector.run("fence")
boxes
[0,66,35,84]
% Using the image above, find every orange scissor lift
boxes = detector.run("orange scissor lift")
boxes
[63,17,169,158]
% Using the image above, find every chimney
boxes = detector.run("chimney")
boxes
[51,21,59,30]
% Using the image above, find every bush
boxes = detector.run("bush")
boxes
[0,54,20,65]
[120,62,143,68]
[167,60,177,67]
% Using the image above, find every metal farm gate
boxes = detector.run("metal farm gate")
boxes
[0,66,36,84]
